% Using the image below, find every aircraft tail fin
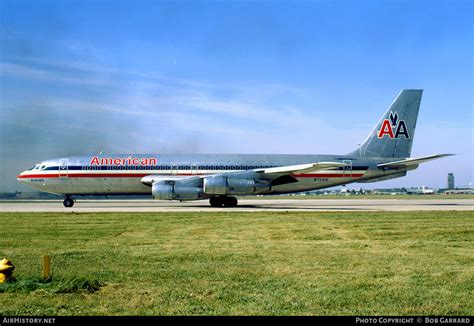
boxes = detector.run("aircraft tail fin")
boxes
[348,89,423,158]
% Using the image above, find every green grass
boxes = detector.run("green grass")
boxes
[0,277,103,294]
[0,211,473,316]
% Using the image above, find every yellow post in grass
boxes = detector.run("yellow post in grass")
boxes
[0,258,15,283]
[43,255,51,280]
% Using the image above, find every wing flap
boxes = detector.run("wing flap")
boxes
[255,162,348,175]
[377,154,454,169]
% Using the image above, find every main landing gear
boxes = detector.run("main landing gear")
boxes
[63,196,75,208]
[209,196,238,208]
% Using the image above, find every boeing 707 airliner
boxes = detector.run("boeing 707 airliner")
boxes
[17,89,452,207]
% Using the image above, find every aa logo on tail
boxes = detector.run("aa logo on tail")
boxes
[377,111,409,139]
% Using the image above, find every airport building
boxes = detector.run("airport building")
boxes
[447,173,455,190]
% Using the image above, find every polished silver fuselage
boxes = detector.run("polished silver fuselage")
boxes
[17,154,410,197]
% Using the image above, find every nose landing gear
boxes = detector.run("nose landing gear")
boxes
[63,196,74,208]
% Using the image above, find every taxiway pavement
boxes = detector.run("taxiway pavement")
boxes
[1,198,472,212]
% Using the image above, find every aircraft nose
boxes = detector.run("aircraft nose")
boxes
[17,171,28,183]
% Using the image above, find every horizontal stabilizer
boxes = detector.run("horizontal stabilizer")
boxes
[256,162,348,175]
[377,154,454,169]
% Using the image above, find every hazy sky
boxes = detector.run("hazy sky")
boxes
[0,0,472,192]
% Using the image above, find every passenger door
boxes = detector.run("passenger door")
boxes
[342,160,352,178]
[59,159,68,178]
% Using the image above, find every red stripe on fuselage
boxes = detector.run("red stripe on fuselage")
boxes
[293,173,364,178]
[17,173,200,179]
[18,172,364,179]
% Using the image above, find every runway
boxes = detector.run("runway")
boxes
[0,198,473,212]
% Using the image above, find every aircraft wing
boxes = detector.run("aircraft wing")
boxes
[141,162,348,187]
[253,161,349,186]
[255,162,348,175]
[377,154,454,169]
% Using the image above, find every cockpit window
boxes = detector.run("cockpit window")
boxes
[28,164,42,170]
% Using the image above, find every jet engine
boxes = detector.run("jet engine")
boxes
[203,176,270,195]
[152,181,205,201]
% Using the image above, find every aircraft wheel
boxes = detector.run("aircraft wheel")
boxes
[63,197,74,208]
[223,196,238,207]
[209,196,223,207]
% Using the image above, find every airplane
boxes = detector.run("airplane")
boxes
[17,89,453,208]
[405,186,435,195]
